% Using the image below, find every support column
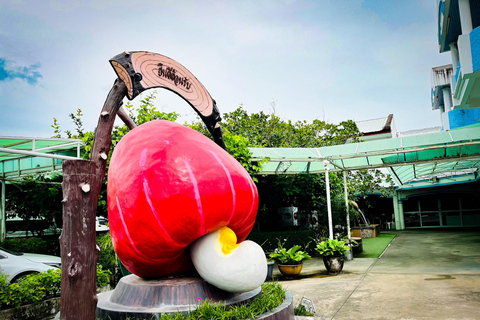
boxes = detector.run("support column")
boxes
[459,0,473,34]
[442,87,453,112]
[393,192,401,230]
[442,86,452,130]
[398,201,405,230]
[324,160,333,239]
[343,171,351,240]
[1,179,5,241]
[439,105,446,129]
[450,42,459,71]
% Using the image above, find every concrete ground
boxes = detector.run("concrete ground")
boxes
[277,228,480,320]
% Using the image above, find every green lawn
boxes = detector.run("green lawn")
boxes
[355,233,396,258]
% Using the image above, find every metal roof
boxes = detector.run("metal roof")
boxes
[0,136,82,180]
[249,126,480,186]
[396,126,442,137]
[356,116,388,133]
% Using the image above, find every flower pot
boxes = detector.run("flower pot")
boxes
[277,264,303,278]
[344,248,353,261]
[322,255,344,275]
[344,239,354,261]
[351,237,363,255]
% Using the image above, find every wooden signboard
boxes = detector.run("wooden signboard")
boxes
[110,51,225,149]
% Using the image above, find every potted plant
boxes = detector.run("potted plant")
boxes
[269,244,311,279]
[315,238,350,275]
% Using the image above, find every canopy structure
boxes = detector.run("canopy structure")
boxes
[250,125,480,238]
[1,136,82,240]
[0,136,82,180]
[250,126,480,186]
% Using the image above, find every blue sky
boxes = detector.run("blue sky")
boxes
[0,0,450,138]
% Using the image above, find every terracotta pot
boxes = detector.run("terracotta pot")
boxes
[277,264,303,278]
[322,255,344,275]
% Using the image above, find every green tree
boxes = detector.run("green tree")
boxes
[5,175,63,235]
[215,105,360,147]
[53,99,394,232]
[195,106,395,231]
[53,92,180,216]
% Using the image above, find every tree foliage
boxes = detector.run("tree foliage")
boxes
[218,106,361,147]
[208,106,395,231]
[48,95,394,231]
[5,175,63,235]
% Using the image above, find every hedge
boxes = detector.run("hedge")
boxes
[0,237,60,256]
[0,269,61,310]
[0,267,111,310]
[247,229,317,254]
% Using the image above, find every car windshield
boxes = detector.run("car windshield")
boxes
[0,247,23,256]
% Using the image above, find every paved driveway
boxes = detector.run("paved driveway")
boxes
[278,228,480,320]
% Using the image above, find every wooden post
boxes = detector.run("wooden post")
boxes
[91,79,127,198]
[117,105,137,130]
[60,80,126,320]
[60,160,98,320]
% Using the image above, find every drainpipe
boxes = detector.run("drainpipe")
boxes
[324,160,333,239]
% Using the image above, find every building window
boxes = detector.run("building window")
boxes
[403,193,480,228]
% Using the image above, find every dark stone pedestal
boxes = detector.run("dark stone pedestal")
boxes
[96,275,261,320]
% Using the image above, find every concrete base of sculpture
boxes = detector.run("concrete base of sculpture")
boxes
[96,274,263,320]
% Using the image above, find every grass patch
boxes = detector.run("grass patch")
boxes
[107,282,286,320]
[355,233,396,258]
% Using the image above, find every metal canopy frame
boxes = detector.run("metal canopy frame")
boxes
[0,136,83,240]
[1,136,82,180]
[250,126,480,238]
[249,126,480,186]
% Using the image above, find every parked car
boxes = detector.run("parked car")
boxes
[96,216,109,233]
[0,247,61,283]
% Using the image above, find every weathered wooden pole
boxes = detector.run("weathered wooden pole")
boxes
[90,80,128,198]
[60,160,98,319]
[117,105,137,130]
[60,79,126,320]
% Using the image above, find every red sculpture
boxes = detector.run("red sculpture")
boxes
[107,120,258,277]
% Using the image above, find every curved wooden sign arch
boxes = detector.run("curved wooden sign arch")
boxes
[109,51,225,149]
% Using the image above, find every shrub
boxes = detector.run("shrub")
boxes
[247,230,316,254]
[97,232,117,275]
[0,237,60,256]
[1,237,47,254]
[0,266,112,310]
[294,304,314,316]
[0,269,61,310]
[315,238,350,256]
[269,244,311,265]
[96,265,112,288]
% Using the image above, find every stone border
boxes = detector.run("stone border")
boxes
[255,291,294,320]
[0,297,60,320]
